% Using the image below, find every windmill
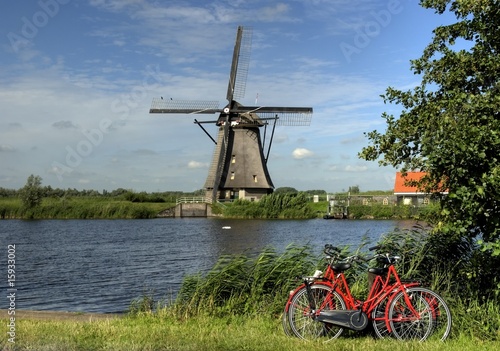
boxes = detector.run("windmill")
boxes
[149,26,313,203]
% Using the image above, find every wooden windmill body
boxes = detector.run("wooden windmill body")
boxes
[150,26,312,203]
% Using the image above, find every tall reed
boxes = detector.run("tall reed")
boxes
[172,244,317,318]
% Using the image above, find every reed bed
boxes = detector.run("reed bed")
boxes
[222,193,317,219]
[0,197,169,219]
[173,244,317,318]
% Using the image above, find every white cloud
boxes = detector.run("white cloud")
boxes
[188,161,208,169]
[345,165,368,172]
[292,148,314,159]
[0,145,16,152]
[52,121,78,129]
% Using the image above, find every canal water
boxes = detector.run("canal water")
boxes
[0,218,416,313]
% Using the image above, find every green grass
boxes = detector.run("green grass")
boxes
[0,197,173,219]
[1,313,498,351]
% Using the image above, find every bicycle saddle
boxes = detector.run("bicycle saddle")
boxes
[368,267,388,275]
[330,263,351,272]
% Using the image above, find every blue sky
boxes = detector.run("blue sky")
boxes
[0,0,456,193]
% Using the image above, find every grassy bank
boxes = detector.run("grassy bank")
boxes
[0,197,172,219]
[1,190,439,220]
[2,312,499,351]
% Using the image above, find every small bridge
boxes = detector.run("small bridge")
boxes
[174,197,215,217]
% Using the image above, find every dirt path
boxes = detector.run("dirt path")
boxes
[1,309,123,322]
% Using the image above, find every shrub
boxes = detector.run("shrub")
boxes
[223,192,315,219]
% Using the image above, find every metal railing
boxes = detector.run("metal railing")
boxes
[176,197,206,205]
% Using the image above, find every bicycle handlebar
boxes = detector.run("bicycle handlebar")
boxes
[346,253,401,265]
[323,244,342,258]
[324,243,401,265]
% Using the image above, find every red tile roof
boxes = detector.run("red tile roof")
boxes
[394,172,427,194]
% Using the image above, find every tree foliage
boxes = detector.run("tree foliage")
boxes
[360,0,500,242]
[274,187,299,195]
[19,174,44,210]
[348,185,360,194]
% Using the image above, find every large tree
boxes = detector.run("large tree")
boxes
[360,0,500,244]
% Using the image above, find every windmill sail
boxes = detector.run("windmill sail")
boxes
[150,98,220,114]
[226,26,252,102]
[229,106,312,126]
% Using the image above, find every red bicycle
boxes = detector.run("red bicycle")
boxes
[282,244,452,341]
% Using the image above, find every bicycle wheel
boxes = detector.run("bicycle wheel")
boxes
[371,295,393,339]
[404,287,452,341]
[282,304,294,337]
[388,288,436,341]
[283,284,307,337]
[287,283,346,341]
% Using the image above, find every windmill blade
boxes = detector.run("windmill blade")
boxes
[235,106,313,126]
[149,98,221,114]
[226,26,252,102]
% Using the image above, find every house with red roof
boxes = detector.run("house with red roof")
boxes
[394,172,437,206]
